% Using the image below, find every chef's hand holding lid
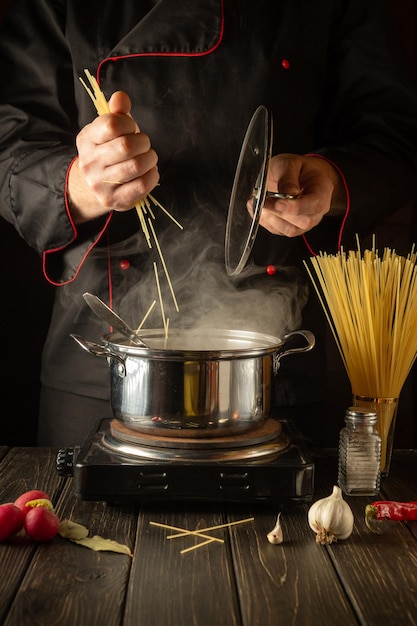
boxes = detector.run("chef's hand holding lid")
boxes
[67,91,159,225]
[259,153,346,238]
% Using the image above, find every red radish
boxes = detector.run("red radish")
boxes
[14,490,51,517]
[24,507,60,542]
[0,503,25,541]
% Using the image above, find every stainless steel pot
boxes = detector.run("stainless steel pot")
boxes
[72,328,314,437]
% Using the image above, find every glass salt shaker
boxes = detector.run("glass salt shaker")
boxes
[338,406,381,496]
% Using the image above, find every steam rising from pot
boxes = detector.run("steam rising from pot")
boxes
[117,209,309,342]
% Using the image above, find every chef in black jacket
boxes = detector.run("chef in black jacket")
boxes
[0,0,416,446]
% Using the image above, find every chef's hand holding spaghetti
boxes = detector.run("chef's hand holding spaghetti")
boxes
[260,153,347,237]
[67,91,159,225]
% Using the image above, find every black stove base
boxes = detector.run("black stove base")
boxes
[57,419,314,505]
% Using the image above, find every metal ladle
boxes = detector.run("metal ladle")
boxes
[83,292,149,348]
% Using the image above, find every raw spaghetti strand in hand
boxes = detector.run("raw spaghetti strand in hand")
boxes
[79,69,182,337]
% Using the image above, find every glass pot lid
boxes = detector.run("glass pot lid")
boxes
[225,105,272,276]
[224,105,296,276]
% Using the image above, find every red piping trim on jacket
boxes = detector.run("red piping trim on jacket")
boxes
[302,154,351,256]
[96,0,225,84]
[42,155,112,286]
[44,1,225,292]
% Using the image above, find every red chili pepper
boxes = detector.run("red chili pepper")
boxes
[365,501,417,532]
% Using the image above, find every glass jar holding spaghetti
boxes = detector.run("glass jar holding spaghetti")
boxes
[351,396,398,476]
[305,243,417,477]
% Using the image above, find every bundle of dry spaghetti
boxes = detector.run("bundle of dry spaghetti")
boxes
[79,69,182,338]
[304,243,417,399]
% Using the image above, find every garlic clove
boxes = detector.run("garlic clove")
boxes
[308,485,354,545]
[267,512,283,544]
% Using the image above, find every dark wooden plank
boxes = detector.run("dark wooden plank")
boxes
[326,493,417,626]
[312,451,417,626]
[227,503,359,626]
[227,450,417,626]
[374,450,417,545]
[3,478,138,626]
[124,504,242,626]
[383,450,417,497]
[0,447,67,624]
[0,541,40,624]
[0,447,65,504]
[2,447,417,626]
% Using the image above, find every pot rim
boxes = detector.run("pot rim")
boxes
[102,328,284,360]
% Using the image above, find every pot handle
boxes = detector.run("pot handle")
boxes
[70,333,126,368]
[273,330,315,374]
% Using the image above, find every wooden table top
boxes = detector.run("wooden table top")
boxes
[1,444,417,626]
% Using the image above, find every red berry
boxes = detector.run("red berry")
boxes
[266,264,277,276]
[0,503,25,541]
[24,507,60,542]
[14,490,51,517]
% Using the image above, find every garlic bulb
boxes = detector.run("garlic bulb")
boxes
[308,485,354,544]
[267,513,283,544]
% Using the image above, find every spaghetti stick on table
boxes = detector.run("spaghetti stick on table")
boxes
[149,522,225,544]
[180,539,219,554]
[166,517,255,539]
[150,517,254,554]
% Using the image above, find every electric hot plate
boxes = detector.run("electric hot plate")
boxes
[59,106,313,505]
[57,418,314,504]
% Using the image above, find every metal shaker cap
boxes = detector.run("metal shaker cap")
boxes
[345,406,378,424]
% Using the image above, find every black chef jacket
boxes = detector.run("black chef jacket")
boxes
[0,0,417,423]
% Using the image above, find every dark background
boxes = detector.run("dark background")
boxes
[0,0,416,446]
